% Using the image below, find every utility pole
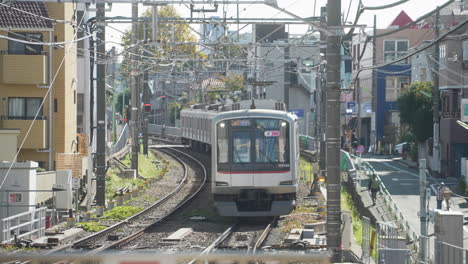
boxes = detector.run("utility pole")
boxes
[371,15,377,153]
[111,46,117,144]
[143,23,150,155]
[432,8,440,174]
[48,29,54,171]
[319,6,327,174]
[419,158,429,263]
[130,3,139,171]
[95,3,106,210]
[326,0,342,261]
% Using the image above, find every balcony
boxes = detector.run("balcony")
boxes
[0,117,47,149]
[0,52,48,85]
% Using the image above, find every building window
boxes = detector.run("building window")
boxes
[9,193,23,203]
[420,68,427,82]
[8,97,43,120]
[439,45,446,64]
[385,76,409,101]
[384,40,409,64]
[463,41,468,61]
[7,32,43,55]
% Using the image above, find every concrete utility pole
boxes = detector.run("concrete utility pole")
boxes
[130,3,139,171]
[143,23,150,155]
[111,47,117,144]
[319,6,327,174]
[371,15,377,153]
[419,159,429,263]
[95,3,106,209]
[432,9,440,174]
[325,0,342,261]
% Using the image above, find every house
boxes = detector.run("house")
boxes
[0,2,80,175]
[351,11,434,151]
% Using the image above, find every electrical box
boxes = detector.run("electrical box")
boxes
[54,170,72,210]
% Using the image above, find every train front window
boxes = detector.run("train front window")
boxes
[232,131,251,163]
[217,122,228,163]
[255,120,289,163]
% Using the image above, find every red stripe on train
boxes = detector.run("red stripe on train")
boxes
[217,170,289,174]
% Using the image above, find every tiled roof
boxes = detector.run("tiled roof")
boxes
[0,1,53,30]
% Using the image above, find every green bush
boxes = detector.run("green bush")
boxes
[101,206,143,221]
[77,222,107,232]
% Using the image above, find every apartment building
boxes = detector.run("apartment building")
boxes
[0,2,79,174]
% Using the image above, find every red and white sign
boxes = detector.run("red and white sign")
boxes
[264,131,280,137]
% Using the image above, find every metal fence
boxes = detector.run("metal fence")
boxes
[435,240,468,264]
[377,222,411,264]
[362,216,372,264]
[109,123,129,156]
[0,207,47,243]
[299,135,318,152]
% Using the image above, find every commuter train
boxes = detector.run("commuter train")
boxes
[180,100,299,217]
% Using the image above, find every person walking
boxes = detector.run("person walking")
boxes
[436,182,446,210]
[368,173,380,206]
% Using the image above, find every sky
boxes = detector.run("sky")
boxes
[104,0,451,49]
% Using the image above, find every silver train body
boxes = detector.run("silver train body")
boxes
[180,100,299,216]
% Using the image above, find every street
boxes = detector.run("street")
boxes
[365,156,468,249]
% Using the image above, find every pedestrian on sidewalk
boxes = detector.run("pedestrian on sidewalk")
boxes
[368,173,380,206]
[436,182,449,210]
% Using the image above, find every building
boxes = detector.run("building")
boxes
[253,24,319,135]
[0,2,79,174]
[436,31,468,177]
[351,11,434,151]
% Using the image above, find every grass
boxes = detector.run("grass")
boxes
[341,187,363,246]
[299,157,315,184]
[105,168,146,200]
[101,206,144,221]
[77,222,107,232]
[122,151,162,179]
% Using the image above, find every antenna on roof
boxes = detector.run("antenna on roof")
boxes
[250,98,256,109]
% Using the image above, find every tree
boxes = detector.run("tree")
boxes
[397,81,433,160]
[397,81,433,142]
[120,6,199,78]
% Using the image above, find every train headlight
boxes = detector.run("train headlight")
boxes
[281,122,287,127]
[219,122,225,128]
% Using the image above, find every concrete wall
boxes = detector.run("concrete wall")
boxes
[0,161,38,219]
[0,129,19,162]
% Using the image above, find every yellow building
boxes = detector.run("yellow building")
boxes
[0,2,80,173]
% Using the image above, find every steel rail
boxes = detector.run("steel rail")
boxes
[39,148,187,258]
[252,217,277,255]
[88,147,208,252]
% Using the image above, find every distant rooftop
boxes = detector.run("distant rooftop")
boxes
[0,1,53,30]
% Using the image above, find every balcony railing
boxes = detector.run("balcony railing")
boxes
[0,52,48,85]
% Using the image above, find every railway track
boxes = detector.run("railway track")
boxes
[87,149,207,254]
[38,147,205,257]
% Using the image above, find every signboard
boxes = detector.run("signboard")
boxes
[72,178,81,190]
[356,145,365,154]
[346,102,357,114]
[462,99,468,122]
[264,131,280,137]
[289,109,304,117]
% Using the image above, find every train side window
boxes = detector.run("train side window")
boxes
[217,122,228,163]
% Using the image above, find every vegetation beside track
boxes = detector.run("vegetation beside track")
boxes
[77,222,108,232]
[341,187,363,245]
